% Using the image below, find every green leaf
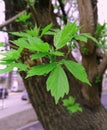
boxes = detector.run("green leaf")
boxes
[31,52,48,60]
[16,12,31,23]
[27,62,56,77]
[0,62,28,74]
[11,37,49,52]
[54,22,79,50]
[11,38,29,49]
[63,96,75,106]
[62,60,91,85]
[0,42,4,47]
[67,103,82,113]
[40,23,53,37]
[63,96,82,113]
[82,33,99,45]
[13,63,28,71]
[44,31,56,35]
[10,32,30,38]
[27,37,50,52]
[74,34,88,42]
[26,26,39,37]
[1,49,21,61]
[46,65,69,104]
[50,51,64,56]
[0,66,14,74]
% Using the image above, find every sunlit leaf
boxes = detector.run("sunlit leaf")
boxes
[31,52,48,60]
[46,65,69,104]
[54,22,79,50]
[74,34,88,42]
[10,32,30,38]
[26,26,40,37]
[62,59,91,86]
[40,23,53,37]
[0,66,13,74]
[27,62,56,78]
[63,96,82,113]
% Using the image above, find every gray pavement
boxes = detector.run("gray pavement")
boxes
[16,121,44,130]
[0,91,38,130]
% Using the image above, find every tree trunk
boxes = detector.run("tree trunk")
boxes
[5,0,107,129]
[21,72,107,130]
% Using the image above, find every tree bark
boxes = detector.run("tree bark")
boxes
[20,72,107,130]
[5,0,107,130]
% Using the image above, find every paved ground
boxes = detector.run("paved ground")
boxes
[16,121,44,130]
[0,91,38,130]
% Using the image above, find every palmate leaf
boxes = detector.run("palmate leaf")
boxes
[63,96,82,113]
[46,65,69,104]
[63,96,75,106]
[54,22,79,50]
[26,62,57,78]
[67,103,82,113]
[62,60,91,86]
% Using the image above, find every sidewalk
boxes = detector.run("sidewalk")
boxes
[0,91,38,130]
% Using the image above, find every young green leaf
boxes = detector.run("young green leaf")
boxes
[63,96,82,113]
[26,26,39,37]
[0,66,14,74]
[27,62,57,78]
[62,60,91,86]
[10,32,30,38]
[74,34,88,42]
[50,51,64,56]
[63,96,75,107]
[27,37,50,52]
[11,37,49,52]
[46,65,69,104]
[54,22,79,50]
[40,23,53,37]
[1,49,21,61]
[31,52,48,60]
[13,63,28,71]
[16,12,31,23]
[82,33,99,45]
[11,38,29,49]
[67,103,82,113]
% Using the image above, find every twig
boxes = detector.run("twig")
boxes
[0,10,26,29]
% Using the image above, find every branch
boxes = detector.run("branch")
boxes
[98,53,107,76]
[0,10,26,29]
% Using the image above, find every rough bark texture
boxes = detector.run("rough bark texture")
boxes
[5,0,107,130]
[20,72,107,130]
